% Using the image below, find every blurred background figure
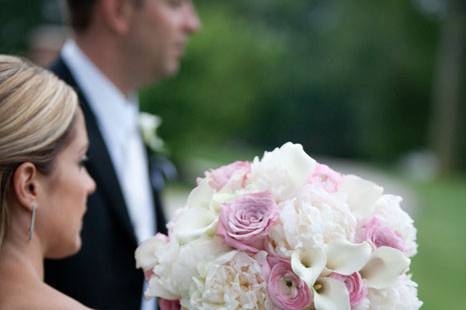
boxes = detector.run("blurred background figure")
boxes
[1,0,465,309]
[40,0,200,310]
[28,24,68,67]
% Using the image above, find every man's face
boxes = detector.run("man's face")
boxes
[126,0,201,85]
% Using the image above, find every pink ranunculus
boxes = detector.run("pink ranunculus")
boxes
[159,298,181,310]
[266,253,290,267]
[268,261,312,309]
[357,217,406,252]
[308,163,343,193]
[216,191,279,253]
[207,161,251,191]
[330,272,367,306]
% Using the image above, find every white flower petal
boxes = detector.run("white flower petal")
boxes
[146,276,179,300]
[340,175,383,218]
[291,247,326,287]
[279,142,316,186]
[170,238,229,297]
[135,235,165,270]
[172,208,218,244]
[314,277,350,310]
[361,246,410,289]
[186,179,214,209]
[248,142,316,201]
[209,192,234,213]
[326,240,372,275]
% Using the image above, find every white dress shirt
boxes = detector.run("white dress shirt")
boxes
[62,40,156,310]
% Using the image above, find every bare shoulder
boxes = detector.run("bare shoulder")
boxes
[38,283,93,310]
[0,282,92,310]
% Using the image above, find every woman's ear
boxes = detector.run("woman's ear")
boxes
[99,0,137,35]
[12,162,39,211]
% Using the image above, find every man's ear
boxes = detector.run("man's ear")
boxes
[12,162,40,212]
[99,0,137,35]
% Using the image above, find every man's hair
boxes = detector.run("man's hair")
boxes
[66,0,144,33]
[66,0,98,33]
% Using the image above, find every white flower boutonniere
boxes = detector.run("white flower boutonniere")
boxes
[139,112,165,154]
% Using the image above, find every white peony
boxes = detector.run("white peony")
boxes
[186,251,272,310]
[300,185,357,243]
[144,237,181,299]
[371,195,418,257]
[277,185,357,254]
[366,274,422,309]
[135,233,169,271]
[278,197,325,251]
[146,237,229,299]
[247,142,316,202]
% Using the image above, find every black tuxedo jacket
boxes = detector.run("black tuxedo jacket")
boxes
[44,57,167,310]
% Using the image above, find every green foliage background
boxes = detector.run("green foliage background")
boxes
[2,0,463,171]
[139,0,459,170]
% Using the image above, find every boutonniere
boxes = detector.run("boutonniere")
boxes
[139,112,165,154]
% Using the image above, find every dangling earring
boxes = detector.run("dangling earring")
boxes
[28,202,37,241]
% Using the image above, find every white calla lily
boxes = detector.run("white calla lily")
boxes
[313,277,350,310]
[361,246,410,289]
[186,179,214,209]
[340,175,383,218]
[326,240,372,275]
[172,207,218,244]
[279,142,316,186]
[291,247,326,287]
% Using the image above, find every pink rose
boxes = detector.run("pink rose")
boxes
[330,272,367,306]
[309,163,343,193]
[268,261,312,309]
[356,217,406,252]
[217,191,278,252]
[159,298,180,310]
[206,161,251,190]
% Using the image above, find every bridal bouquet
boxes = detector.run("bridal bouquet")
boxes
[135,143,422,310]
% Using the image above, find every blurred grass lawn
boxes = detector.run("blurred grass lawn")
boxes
[411,178,466,309]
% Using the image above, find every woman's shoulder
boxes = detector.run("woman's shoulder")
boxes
[0,281,92,310]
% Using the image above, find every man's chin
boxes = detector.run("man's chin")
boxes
[142,62,180,85]
[164,62,180,77]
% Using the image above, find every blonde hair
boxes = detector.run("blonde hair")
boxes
[0,55,78,248]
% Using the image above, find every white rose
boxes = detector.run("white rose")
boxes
[169,206,218,244]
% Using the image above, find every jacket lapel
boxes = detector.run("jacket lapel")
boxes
[51,57,138,244]
[146,151,168,235]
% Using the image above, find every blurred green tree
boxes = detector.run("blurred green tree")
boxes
[429,0,465,175]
